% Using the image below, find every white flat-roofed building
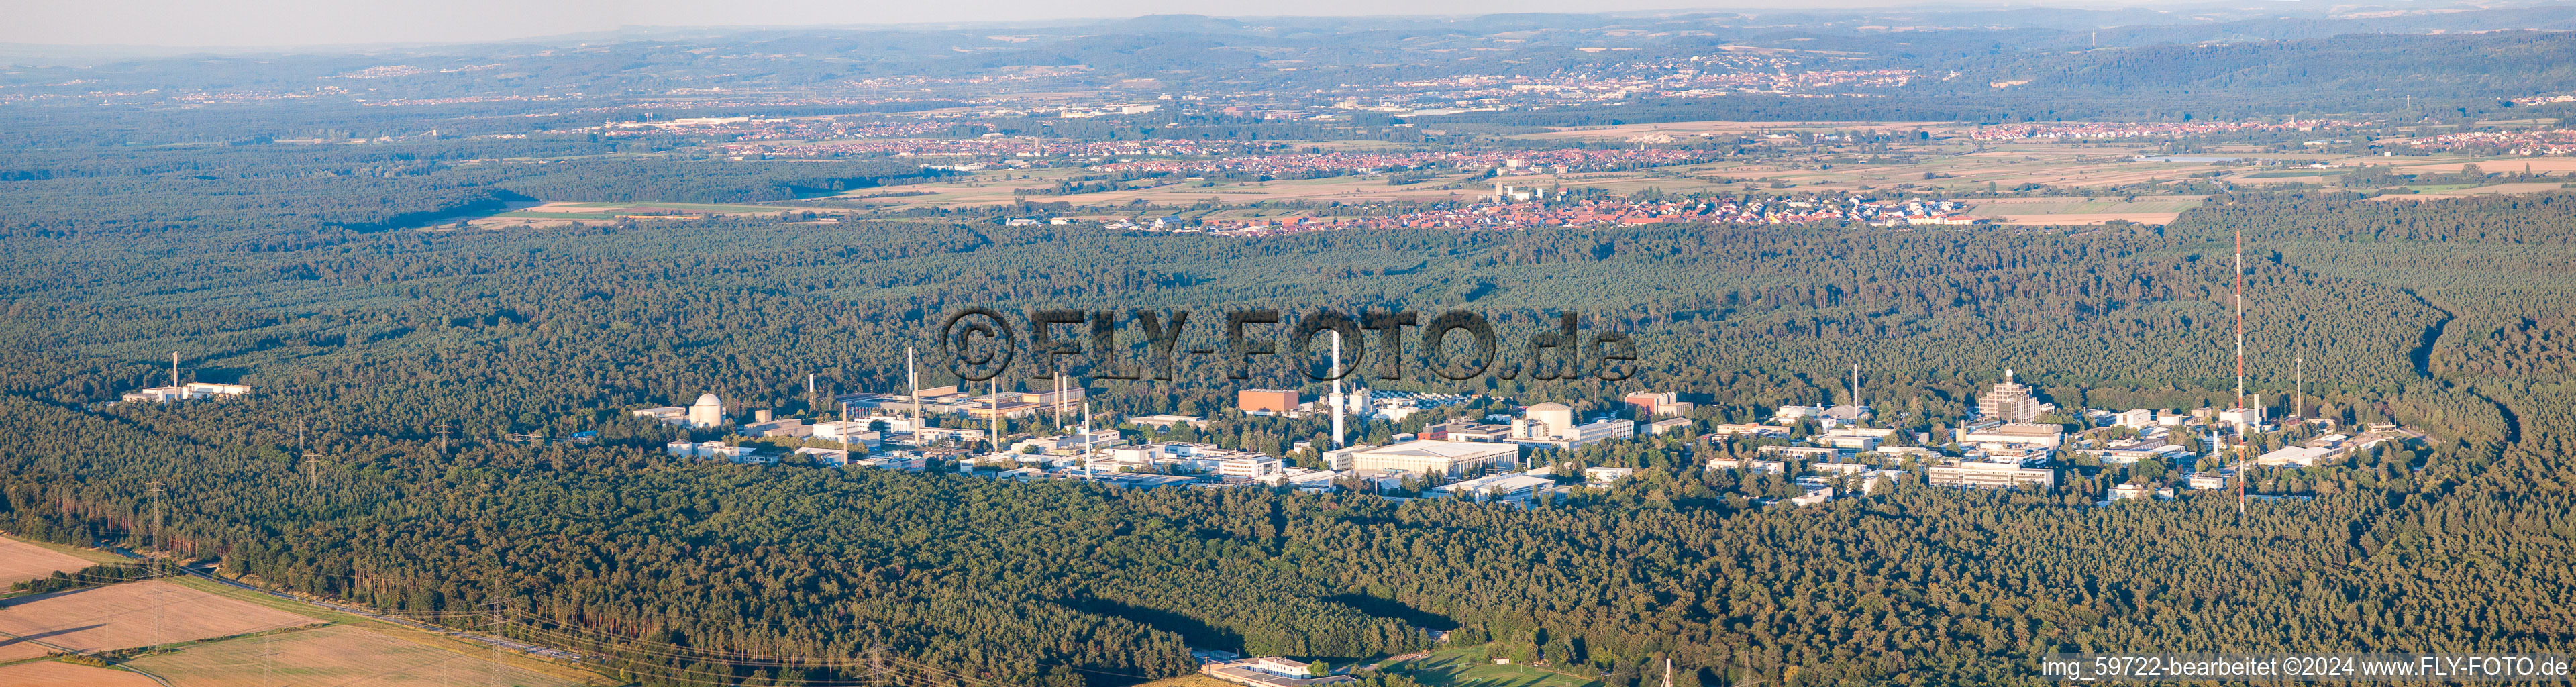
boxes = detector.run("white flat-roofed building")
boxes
[913,425,984,444]
[1584,466,1638,484]
[633,406,688,425]
[1816,434,1881,452]
[1318,443,1375,470]
[811,420,871,441]
[1706,458,1786,473]
[1219,456,1282,479]
[1647,417,1692,435]
[1712,423,1791,439]
[1810,460,1873,475]
[1757,445,1840,461]
[1956,423,2066,448]
[1772,405,1827,423]
[2188,472,2229,490]
[2258,445,2338,466]
[2118,409,2157,429]
[1927,460,2055,490]
[1428,473,1556,502]
[1265,469,1343,493]
[1347,440,1519,476]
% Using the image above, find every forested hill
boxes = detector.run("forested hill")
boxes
[6,190,2576,685]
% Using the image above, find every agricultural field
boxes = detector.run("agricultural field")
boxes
[0,580,320,660]
[0,535,121,587]
[462,201,827,229]
[0,660,161,687]
[1384,647,1605,687]
[125,624,591,687]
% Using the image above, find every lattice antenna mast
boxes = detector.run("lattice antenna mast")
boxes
[146,480,166,555]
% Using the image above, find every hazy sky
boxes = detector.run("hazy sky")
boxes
[8,0,2112,48]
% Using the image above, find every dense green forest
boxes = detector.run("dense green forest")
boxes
[7,161,2576,686]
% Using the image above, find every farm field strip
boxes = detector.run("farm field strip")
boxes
[125,624,587,687]
[0,536,119,587]
[0,580,321,655]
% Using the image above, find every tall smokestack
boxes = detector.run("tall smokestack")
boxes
[1331,330,1345,449]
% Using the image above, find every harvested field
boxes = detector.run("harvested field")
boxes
[2398,158,2576,174]
[0,580,319,655]
[127,624,587,687]
[0,659,162,687]
[0,537,113,587]
[2369,182,2571,200]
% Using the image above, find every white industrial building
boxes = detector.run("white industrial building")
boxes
[1347,441,1519,476]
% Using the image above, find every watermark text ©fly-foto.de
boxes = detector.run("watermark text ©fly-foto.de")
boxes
[937,309,1638,384]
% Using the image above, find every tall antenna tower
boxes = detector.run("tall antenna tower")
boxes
[2295,354,2305,423]
[988,378,1001,455]
[1082,401,1096,480]
[2235,229,2248,513]
[170,352,181,389]
[908,346,921,430]
[2234,229,2245,413]
[1330,330,1346,449]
